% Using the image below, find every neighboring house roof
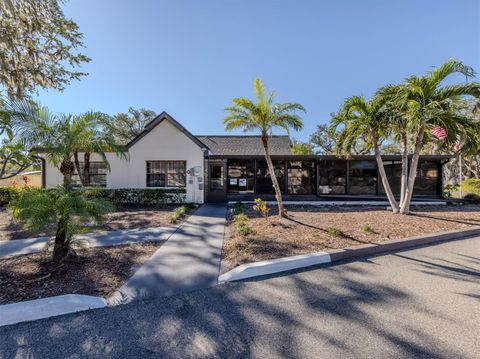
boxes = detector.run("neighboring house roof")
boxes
[196,135,293,156]
[126,111,209,150]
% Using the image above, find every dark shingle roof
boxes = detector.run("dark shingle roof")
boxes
[196,135,292,156]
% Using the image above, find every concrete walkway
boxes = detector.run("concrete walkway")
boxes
[108,204,227,305]
[0,227,176,258]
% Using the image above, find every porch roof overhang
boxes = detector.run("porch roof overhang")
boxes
[206,154,452,162]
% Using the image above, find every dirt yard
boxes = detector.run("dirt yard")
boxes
[0,205,191,241]
[222,204,480,271]
[0,241,163,304]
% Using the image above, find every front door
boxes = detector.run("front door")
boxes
[207,163,227,203]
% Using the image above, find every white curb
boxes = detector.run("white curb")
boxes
[218,252,331,283]
[0,294,107,327]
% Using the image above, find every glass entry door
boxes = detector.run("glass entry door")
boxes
[207,163,227,203]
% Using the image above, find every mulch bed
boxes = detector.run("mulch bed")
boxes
[222,205,480,272]
[0,205,189,241]
[0,241,163,305]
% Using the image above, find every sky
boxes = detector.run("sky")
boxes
[35,0,480,142]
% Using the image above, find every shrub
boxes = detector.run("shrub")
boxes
[238,222,253,236]
[253,198,270,219]
[0,186,20,206]
[234,213,248,224]
[84,188,186,207]
[169,205,189,223]
[233,202,245,215]
[327,227,345,238]
[462,179,480,197]
[464,193,480,204]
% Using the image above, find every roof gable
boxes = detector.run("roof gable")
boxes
[126,111,208,150]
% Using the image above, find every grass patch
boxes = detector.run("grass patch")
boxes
[362,224,376,234]
[327,227,345,238]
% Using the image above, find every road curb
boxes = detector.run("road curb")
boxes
[218,226,480,283]
[0,294,107,327]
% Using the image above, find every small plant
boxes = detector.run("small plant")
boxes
[362,224,376,234]
[169,205,189,223]
[253,198,270,219]
[234,213,248,224]
[238,222,253,236]
[327,227,345,238]
[233,201,245,215]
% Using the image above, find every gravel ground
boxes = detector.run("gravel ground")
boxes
[0,241,163,304]
[222,204,480,270]
[0,237,478,358]
[0,206,187,241]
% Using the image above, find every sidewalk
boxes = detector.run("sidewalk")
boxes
[0,227,177,258]
[109,204,227,305]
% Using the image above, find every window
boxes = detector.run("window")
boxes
[414,161,439,195]
[146,161,186,188]
[256,160,285,194]
[288,160,315,194]
[72,162,107,187]
[349,161,377,194]
[318,160,347,194]
[381,161,402,195]
[227,159,254,193]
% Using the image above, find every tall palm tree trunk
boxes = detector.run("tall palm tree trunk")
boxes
[73,152,86,186]
[261,135,285,218]
[400,133,408,207]
[400,120,426,214]
[83,152,91,186]
[374,143,399,213]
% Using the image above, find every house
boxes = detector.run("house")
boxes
[39,112,450,204]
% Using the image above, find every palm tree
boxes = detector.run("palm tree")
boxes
[10,186,112,262]
[5,100,124,187]
[381,60,480,214]
[331,95,400,213]
[224,79,305,218]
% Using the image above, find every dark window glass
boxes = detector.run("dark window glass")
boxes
[288,160,315,194]
[256,160,285,194]
[349,161,377,194]
[210,165,224,191]
[318,160,347,194]
[380,161,402,194]
[414,161,439,195]
[146,161,186,188]
[72,161,107,187]
[227,160,254,194]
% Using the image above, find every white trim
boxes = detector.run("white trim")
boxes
[0,294,107,327]
[218,252,331,283]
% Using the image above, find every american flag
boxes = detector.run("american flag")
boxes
[430,126,447,140]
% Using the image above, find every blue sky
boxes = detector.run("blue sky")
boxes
[36,0,480,142]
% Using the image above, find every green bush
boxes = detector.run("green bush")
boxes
[84,188,186,207]
[233,202,245,215]
[0,187,20,206]
[462,179,480,196]
[169,205,190,223]
[464,193,480,204]
[234,213,248,224]
[238,222,253,236]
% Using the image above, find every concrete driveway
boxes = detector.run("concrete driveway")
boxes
[1,237,479,358]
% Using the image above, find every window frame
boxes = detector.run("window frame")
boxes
[146,160,187,188]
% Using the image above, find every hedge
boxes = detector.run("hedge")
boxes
[462,178,480,196]
[83,188,187,207]
[0,187,20,206]
[0,187,187,207]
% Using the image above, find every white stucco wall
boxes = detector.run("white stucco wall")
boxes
[42,119,206,203]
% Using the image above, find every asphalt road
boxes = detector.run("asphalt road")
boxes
[1,237,479,359]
